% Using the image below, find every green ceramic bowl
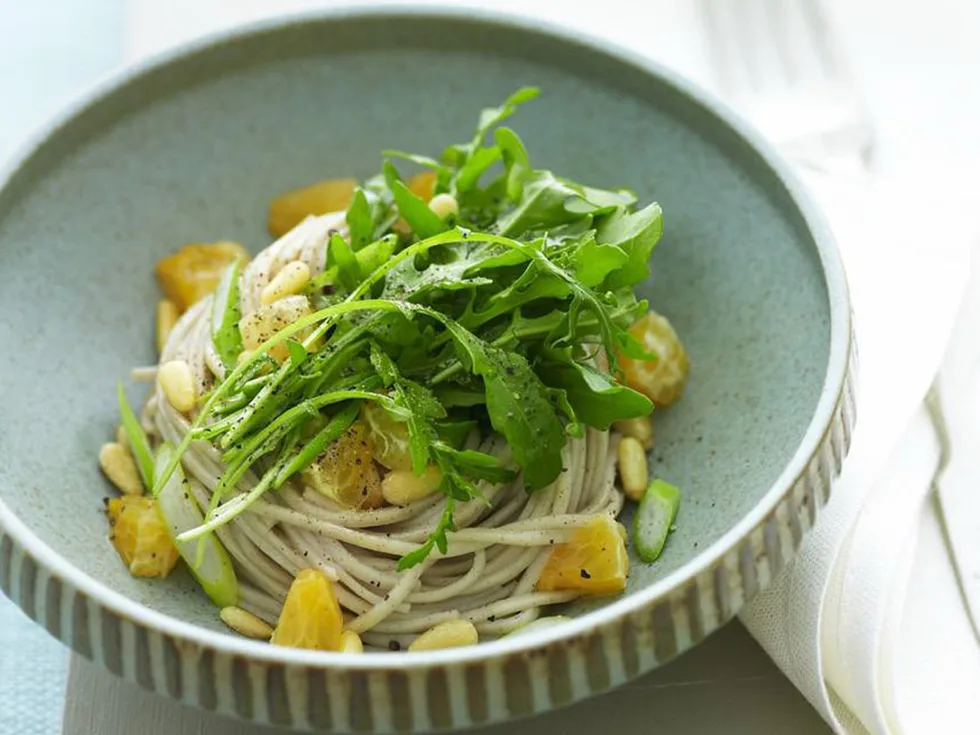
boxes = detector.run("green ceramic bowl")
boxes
[0,6,854,732]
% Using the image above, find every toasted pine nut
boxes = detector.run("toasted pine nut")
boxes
[156,299,178,354]
[612,416,653,449]
[408,620,478,652]
[260,261,311,305]
[158,360,197,413]
[99,442,144,495]
[428,193,459,220]
[617,436,648,502]
[340,629,364,653]
[381,465,442,506]
[220,606,274,640]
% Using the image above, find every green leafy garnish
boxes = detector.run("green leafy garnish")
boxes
[210,259,243,371]
[384,161,449,239]
[328,232,362,292]
[117,382,155,488]
[161,87,671,570]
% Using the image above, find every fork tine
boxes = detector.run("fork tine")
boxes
[774,0,847,85]
[701,0,791,96]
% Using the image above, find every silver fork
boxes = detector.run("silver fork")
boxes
[699,0,874,173]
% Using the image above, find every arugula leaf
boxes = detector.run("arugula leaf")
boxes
[311,234,397,290]
[327,232,362,292]
[495,171,594,237]
[564,235,628,288]
[596,202,664,289]
[547,386,585,438]
[461,261,567,330]
[432,443,516,484]
[117,382,155,488]
[455,146,501,193]
[382,246,494,304]
[210,259,243,371]
[444,86,539,168]
[384,161,449,239]
[494,127,531,203]
[398,496,454,570]
[562,179,637,210]
[473,87,540,146]
[436,318,565,491]
[433,386,487,408]
[345,189,374,250]
[541,349,652,429]
[381,149,446,172]
[434,418,478,448]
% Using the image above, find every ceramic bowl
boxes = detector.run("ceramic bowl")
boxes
[0,6,854,732]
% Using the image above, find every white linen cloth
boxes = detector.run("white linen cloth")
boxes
[740,169,980,735]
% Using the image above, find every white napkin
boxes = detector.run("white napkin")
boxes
[740,169,980,734]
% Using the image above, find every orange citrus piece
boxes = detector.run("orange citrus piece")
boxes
[537,515,629,595]
[302,422,384,509]
[271,568,344,651]
[155,240,249,311]
[106,496,180,578]
[617,310,689,407]
[267,178,358,237]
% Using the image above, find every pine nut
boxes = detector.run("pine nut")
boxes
[612,415,654,449]
[260,261,311,305]
[617,436,648,502]
[340,629,364,653]
[408,619,478,652]
[115,424,129,449]
[381,465,442,506]
[428,193,459,220]
[220,606,274,640]
[158,360,197,413]
[156,299,178,354]
[99,442,144,495]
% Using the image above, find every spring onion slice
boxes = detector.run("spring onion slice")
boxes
[117,382,155,488]
[155,443,238,607]
[211,259,243,371]
[633,478,680,563]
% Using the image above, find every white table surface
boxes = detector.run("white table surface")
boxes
[2,0,979,733]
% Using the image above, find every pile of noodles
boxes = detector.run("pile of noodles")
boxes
[144,214,624,648]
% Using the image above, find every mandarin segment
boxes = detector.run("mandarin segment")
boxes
[267,178,358,237]
[106,496,180,578]
[155,240,249,311]
[302,422,384,509]
[618,311,689,406]
[536,515,629,595]
[271,568,344,651]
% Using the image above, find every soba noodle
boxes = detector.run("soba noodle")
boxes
[145,214,624,644]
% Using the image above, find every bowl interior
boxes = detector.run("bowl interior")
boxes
[0,14,830,633]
